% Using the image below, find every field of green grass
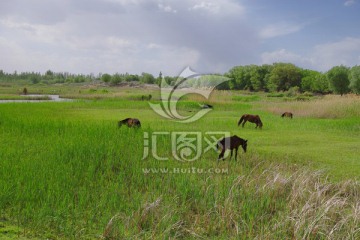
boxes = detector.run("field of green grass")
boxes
[0,84,359,239]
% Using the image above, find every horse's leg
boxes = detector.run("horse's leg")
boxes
[242,120,247,128]
[218,149,225,161]
[235,147,238,161]
[230,149,233,160]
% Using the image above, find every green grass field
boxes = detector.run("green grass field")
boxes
[0,85,359,239]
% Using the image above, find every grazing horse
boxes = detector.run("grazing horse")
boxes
[118,118,141,128]
[201,104,213,109]
[238,114,263,129]
[217,135,247,161]
[281,112,293,119]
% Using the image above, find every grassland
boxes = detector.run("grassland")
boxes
[0,83,359,239]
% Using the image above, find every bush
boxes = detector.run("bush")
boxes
[232,95,260,102]
[267,93,284,98]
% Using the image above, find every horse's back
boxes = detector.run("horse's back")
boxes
[118,117,141,127]
[133,118,141,126]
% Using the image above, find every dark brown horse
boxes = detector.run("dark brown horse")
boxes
[281,112,293,119]
[238,114,263,129]
[217,135,247,161]
[118,118,141,128]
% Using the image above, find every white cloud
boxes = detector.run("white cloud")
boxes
[158,3,177,13]
[261,37,360,71]
[190,1,219,13]
[188,0,245,15]
[311,37,360,70]
[259,23,304,39]
[0,0,254,75]
[344,0,355,7]
[261,49,312,66]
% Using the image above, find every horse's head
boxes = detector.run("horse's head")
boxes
[242,140,248,152]
[131,119,141,127]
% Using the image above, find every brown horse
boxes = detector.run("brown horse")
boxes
[217,135,247,161]
[118,118,141,128]
[281,112,293,119]
[238,114,263,129]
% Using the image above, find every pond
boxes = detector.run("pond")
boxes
[0,95,73,103]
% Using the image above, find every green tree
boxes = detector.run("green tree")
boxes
[301,69,321,92]
[74,75,86,83]
[124,73,140,82]
[227,65,254,90]
[349,65,360,94]
[30,74,40,84]
[327,65,350,95]
[268,63,302,92]
[101,73,111,83]
[250,64,273,91]
[313,73,329,94]
[140,72,155,84]
[111,73,123,85]
[156,72,163,86]
[44,69,54,82]
[164,76,176,86]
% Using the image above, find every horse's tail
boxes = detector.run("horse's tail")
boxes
[238,115,245,126]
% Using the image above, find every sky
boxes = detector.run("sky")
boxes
[0,0,360,76]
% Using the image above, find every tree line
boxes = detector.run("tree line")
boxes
[223,63,360,95]
[1,63,360,94]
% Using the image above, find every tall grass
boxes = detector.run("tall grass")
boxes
[102,162,360,239]
[263,94,360,119]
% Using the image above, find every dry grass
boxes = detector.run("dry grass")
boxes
[263,94,360,118]
[287,171,360,239]
[102,162,360,239]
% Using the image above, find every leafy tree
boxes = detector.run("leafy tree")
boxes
[74,75,86,83]
[101,73,111,83]
[156,72,163,86]
[250,64,273,91]
[30,74,40,84]
[124,73,140,82]
[226,65,254,90]
[327,65,350,95]
[268,63,302,92]
[301,69,321,92]
[140,72,155,84]
[313,73,329,94]
[54,73,66,83]
[164,76,176,86]
[111,73,123,85]
[349,65,360,94]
